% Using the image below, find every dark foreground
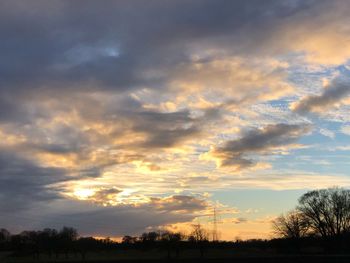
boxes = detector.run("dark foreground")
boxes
[81,256,350,263]
[68,256,350,263]
[3,255,350,263]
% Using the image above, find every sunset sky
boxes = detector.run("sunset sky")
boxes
[1,0,350,241]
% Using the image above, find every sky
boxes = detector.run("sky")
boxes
[1,0,350,241]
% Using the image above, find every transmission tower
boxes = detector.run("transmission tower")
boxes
[212,206,218,241]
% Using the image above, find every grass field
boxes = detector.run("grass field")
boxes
[3,249,350,263]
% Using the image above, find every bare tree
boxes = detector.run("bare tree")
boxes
[58,227,78,259]
[140,231,160,243]
[188,224,209,258]
[160,231,184,258]
[160,231,183,243]
[297,187,350,238]
[272,210,309,239]
[189,224,209,242]
[59,226,78,241]
[122,235,137,244]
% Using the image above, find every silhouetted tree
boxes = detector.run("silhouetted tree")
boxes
[0,228,10,243]
[58,227,78,259]
[160,231,184,258]
[39,228,58,258]
[141,231,159,243]
[189,224,209,257]
[298,188,350,238]
[76,237,97,260]
[122,235,137,245]
[59,226,78,241]
[189,224,208,242]
[272,210,309,252]
[273,210,309,239]
[0,229,11,251]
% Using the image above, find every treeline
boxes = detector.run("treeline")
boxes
[120,224,212,257]
[272,187,350,253]
[0,226,116,260]
[0,224,217,259]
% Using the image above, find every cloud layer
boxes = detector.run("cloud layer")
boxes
[1,0,350,239]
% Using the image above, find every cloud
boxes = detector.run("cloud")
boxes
[0,96,208,174]
[175,169,350,192]
[215,172,350,191]
[334,145,350,151]
[1,0,349,99]
[0,151,67,212]
[292,75,350,114]
[220,217,248,224]
[0,194,208,237]
[205,123,311,170]
[234,173,350,190]
[129,110,202,149]
[55,205,197,237]
[340,125,350,136]
[77,187,123,206]
[319,128,335,139]
[149,195,207,213]
[170,56,293,103]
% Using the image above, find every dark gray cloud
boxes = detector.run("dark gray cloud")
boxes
[129,110,200,149]
[0,0,319,95]
[0,195,207,237]
[53,195,207,236]
[0,0,341,134]
[0,96,25,123]
[0,151,67,212]
[0,0,342,132]
[210,123,311,169]
[49,204,200,237]
[293,76,350,114]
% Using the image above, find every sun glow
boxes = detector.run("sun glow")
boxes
[74,188,95,199]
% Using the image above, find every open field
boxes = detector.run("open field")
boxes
[3,250,350,263]
[4,256,350,263]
